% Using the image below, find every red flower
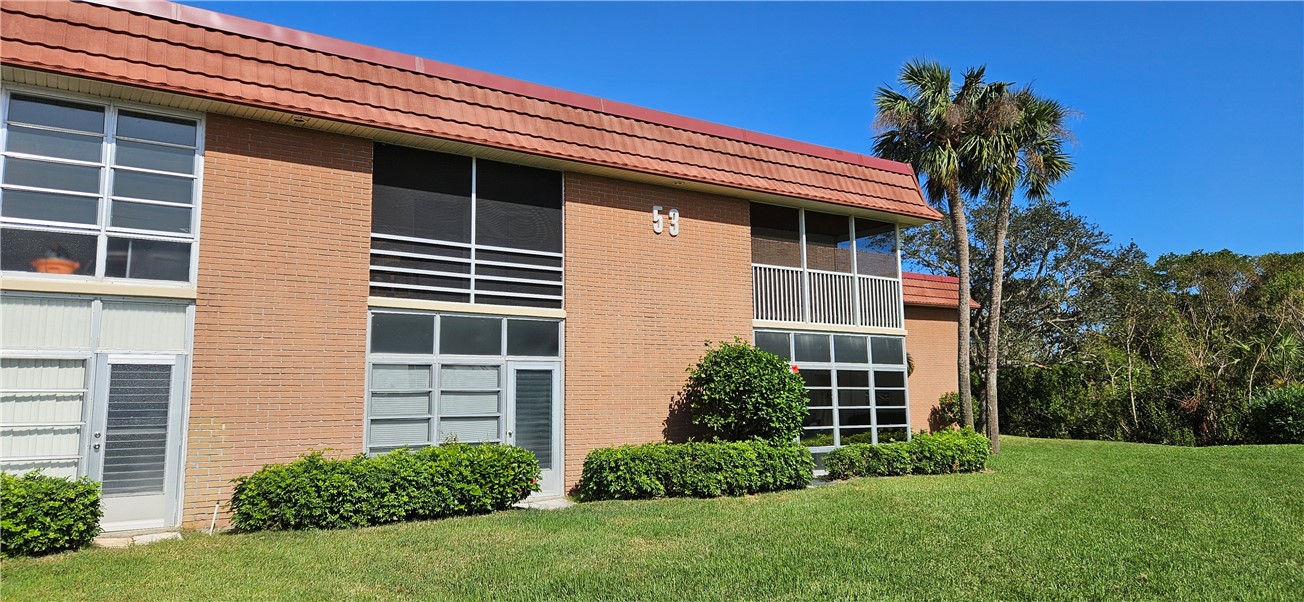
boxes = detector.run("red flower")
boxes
[791,365,800,373]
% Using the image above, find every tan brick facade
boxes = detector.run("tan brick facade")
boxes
[905,305,961,432]
[183,115,372,525]
[562,173,753,491]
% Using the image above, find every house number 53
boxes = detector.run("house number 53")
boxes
[652,205,680,237]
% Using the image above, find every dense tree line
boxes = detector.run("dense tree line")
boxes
[903,199,1304,445]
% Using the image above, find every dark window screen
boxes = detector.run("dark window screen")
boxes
[750,204,801,268]
[475,160,562,253]
[372,144,472,243]
[804,211,852,273]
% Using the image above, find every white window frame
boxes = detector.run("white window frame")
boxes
[754,329,912,452]
[0,84,205,284]
[364,309,563,453]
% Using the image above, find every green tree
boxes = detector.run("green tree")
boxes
[971,89,1075,453]
[874,60,1008,428]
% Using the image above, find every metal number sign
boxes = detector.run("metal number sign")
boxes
[652,206,680,237]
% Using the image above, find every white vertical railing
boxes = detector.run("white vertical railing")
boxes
[858,275,903,329]
[752,265,803,322]
[807,269,856,325]
[752,265,903,329]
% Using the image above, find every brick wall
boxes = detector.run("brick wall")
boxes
[905,305,960,432]
[183,115,372,526]
[562,173,753,491]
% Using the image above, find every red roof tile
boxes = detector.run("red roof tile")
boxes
[902,272,980,309]
[1,0,941,222]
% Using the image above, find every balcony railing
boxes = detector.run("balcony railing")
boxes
[753,264,903,329]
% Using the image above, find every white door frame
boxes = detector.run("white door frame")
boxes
[505,361,563,498]
[90,353,186,531]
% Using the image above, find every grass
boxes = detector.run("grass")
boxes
[4,437,1302,601]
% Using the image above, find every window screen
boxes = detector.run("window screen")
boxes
[750,204,801,268]
[475,160,562,253]
[372,144,472,243]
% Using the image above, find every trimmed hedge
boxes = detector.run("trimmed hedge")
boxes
[1,471,102,558]
[824,441,912,479]
[578,440,813,501]
[681,340,810,443]
[229,444,539,531]
[824,428,991,480]
[1247,384,1304,444]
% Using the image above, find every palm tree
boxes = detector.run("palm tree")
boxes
[874,60,1009,428]
[973,89,1074,453]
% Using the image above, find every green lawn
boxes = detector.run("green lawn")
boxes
[5,437,1302,601]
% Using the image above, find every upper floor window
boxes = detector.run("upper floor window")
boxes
[370,144,563,308]
[0,91,201,283]
[751,204,899,278]
[751,203,903,327]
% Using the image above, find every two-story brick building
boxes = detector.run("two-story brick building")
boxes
[0,0,969,531]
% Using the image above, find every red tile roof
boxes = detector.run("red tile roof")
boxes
[0,0,942,222]
[902,272,980,309]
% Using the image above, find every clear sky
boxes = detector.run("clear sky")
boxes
[187,1,1304,258]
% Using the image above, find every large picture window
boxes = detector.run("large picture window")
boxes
[756,330,909,454]
[366,311,561,453]
[0,91,201,283]
[370,144,563,308]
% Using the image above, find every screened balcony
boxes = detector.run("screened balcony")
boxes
[751,204,904,329]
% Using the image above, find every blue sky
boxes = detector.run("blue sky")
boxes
[188,1,1304,258]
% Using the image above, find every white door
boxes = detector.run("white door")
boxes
[507,362,562,497]
[90,355,185,531]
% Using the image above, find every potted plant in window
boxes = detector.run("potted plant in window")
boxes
[30,243,80,274]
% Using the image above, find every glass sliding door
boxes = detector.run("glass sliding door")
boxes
[90,355,185,531]
[508,362,561,497]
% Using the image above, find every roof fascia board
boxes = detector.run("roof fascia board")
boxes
[83,0,917,177]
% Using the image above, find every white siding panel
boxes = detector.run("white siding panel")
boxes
[1,392,84,424]
[0,296,93,350]
[1,358,86,389]
[0,459,78,478]
[0,425,80,458]
[99,302,188,351]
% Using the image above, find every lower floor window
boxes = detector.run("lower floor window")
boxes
[367,363,504,452]
[755,330,909,448]
[366,310,561,454]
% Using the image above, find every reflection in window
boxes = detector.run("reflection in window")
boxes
[757,330,909,448]
[0,92,200,282]
[855,218,899,277]
[750,204,801,268]
[803,210,853,273]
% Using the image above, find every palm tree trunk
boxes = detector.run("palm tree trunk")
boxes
[947,184,974,429]
[984,191,1012,454]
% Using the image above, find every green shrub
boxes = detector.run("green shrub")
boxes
[824,442,911,479]
[681,339,809,443]
[823,428,991,480]
[908,428,991,475]
[1,472,102,557]
[229,444,539,531]
[577,440,813,501]
[1247,384,1304,444]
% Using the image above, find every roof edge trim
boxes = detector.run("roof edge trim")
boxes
[84,0,917,177]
